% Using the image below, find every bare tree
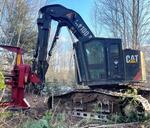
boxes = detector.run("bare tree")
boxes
[0,0,37,51]
[91,2,102,36]
[93,0,150,49]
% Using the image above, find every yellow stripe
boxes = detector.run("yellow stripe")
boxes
[140,51,146,81]
[17,53,21,65]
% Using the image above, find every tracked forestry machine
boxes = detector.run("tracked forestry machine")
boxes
[32,4,150,120]
[1,4,150,120]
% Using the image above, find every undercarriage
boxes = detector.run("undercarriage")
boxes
[47,87,150,121]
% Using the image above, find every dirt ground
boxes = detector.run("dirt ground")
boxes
[25,93,48,118]
[0,93,48,128]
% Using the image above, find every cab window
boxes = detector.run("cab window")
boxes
[84,40,106,80]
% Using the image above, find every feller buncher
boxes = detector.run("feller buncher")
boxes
[0,4,150,121]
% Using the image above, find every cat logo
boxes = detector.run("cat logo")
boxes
[126,55,138,64]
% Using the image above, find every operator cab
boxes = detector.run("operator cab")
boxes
[74,38,125,87]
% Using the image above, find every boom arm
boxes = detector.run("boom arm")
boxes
[34,4,94,82]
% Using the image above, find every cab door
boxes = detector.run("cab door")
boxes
[107,42,124,80]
